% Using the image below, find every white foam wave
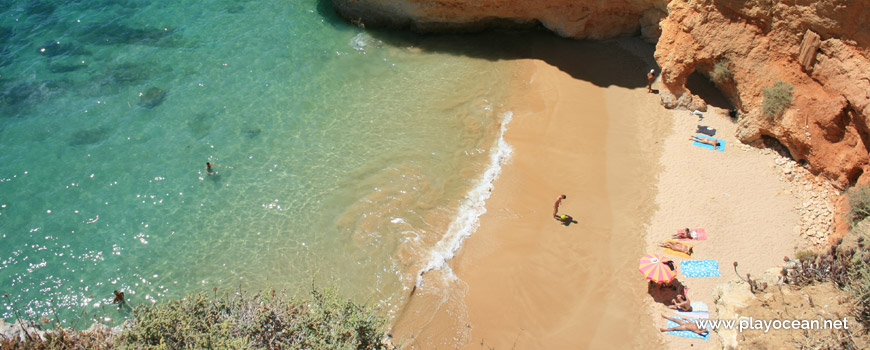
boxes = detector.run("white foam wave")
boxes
[416,111,513,287]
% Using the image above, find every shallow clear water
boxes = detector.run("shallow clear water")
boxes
[0,0,511,324]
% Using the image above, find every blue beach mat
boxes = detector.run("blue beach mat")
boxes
[680,260,721,277]
[691,134,725,152]
[665,317,710,340]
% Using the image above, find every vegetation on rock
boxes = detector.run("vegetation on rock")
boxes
[847,185,870,227]
[1,288,390,350]
[709,60,733,85]
[761,81,793,119]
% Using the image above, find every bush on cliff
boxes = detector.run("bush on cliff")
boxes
[762,81,793,119]
[118,288,388,350]
[709,60,733,84]
[847,185,870,227]
[1,288,389,350]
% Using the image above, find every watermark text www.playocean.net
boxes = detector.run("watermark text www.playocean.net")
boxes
[696,317,850,333]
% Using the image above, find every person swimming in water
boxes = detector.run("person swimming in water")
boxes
[112,290,126,308]
[206,162,220,175]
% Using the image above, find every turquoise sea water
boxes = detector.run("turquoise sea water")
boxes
[0,0,512,324]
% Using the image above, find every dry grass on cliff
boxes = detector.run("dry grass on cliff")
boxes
[781,218,870,333]
[847,186,870,227]
[709,60,733,85]
[762,81,794,119]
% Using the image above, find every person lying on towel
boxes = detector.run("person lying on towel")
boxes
[673,228,698,240]
[660,241,694,255]
[690,135,722,149]
[659,314,709,336]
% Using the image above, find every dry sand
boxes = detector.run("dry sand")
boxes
[644,106,800,349]
[392,36,804,349]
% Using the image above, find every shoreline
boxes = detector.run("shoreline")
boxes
[448,39,672,349]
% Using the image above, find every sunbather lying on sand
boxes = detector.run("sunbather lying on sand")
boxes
[668,294,692,312]
[690,135,721,149]
[660,241,693,255]
[673,228,698,240]
[660,314,708,335]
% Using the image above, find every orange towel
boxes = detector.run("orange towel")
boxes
[662,239,694,258]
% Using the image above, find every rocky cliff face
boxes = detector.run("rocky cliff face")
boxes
[332,0,870,188]
[656,0,870,188]
[332,0,670,39]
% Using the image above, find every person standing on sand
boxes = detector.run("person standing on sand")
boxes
[647,69,655,93]
[553,194,576,226]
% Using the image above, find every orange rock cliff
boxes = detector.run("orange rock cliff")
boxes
[332,0,870,189]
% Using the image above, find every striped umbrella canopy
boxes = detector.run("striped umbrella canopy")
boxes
[638,252,676,283]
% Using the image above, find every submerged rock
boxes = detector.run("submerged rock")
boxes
[242,125,261,138]
[48,61,88,73]
[79,23,177,46]
[187,111,216,139]
[69,126,111,146]
[138,87,166,108]
[36,40,90,57]
[0,80,71,109]
[25,0,56,17]
[0,26,13,43]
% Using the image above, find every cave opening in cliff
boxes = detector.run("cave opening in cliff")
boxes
[761,135,795,161]
[686,70,732,110]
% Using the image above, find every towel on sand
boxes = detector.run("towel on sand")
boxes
[664,317,710,340]
[675,301,710,319]
[663,239,694,258]
[676,228,708,241]
[691,134,726,152]
[680,260,721,278]
[696,125,716,136]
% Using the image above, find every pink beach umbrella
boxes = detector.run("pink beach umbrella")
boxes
[638,253,676,283]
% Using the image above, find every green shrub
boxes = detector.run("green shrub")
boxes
[762,81,794,119]
[709,60,733,84]
[1,288,389,350]
[117,288,388,350]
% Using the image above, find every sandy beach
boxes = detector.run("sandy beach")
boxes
[450,56,805,348]
[452,56,669,349]
[391,36,811,349]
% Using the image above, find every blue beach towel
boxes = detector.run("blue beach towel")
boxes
[680,260,721,277]
[691,134,726,152]
[664,317,710,340]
